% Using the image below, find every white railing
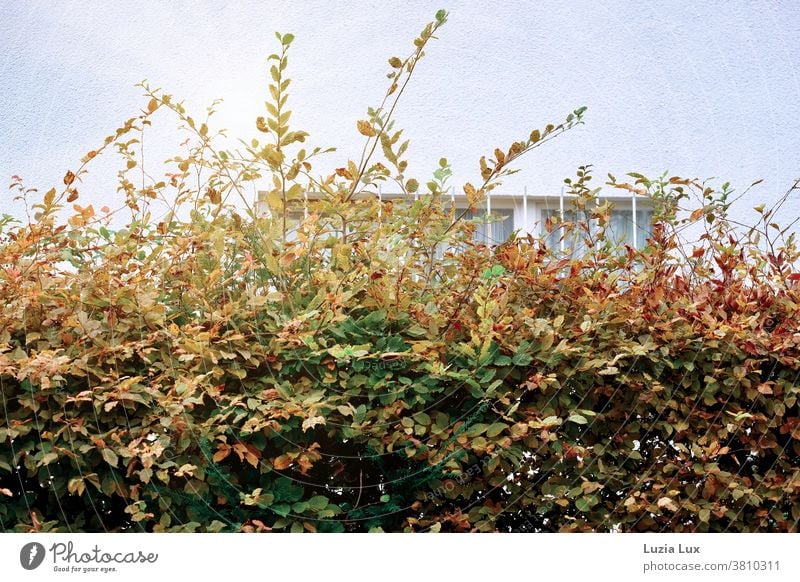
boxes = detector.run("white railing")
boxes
[257,184,651,248]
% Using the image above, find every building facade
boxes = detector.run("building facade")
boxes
[257,189,654,252]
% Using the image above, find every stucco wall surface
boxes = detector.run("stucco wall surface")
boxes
[1,1,798,233]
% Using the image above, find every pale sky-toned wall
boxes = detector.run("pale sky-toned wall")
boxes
[1,1,798,232]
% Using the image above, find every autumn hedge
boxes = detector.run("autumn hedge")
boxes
[1,11,799,532]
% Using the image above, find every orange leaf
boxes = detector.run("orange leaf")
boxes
[273,454,292,470]
[212,445,230,463]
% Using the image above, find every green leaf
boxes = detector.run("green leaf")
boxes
[413,412,431,426]
[512,352,532,366]
[567,414,588,425]
[465,423,489,437]
[575,495,598,512]
[101,448,119,468]
[307,495,329,511]
[486,422,509,438]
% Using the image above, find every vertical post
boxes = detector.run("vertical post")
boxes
[378,183,382,221]
[559,184,565,253]
[303,189,308,219]
[486,188,492,244]
[631,189,638,250]
[523,185,528,236]
[450,185,455,209]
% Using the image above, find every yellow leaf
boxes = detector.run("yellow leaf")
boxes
[267,190,284,213]
[657,497,679,512]
[463,182,478,207]
[67,478,85,496]
[147,98,159,113]
[302,415,326,432]
[286,183,304,201]
[357,120,377,137]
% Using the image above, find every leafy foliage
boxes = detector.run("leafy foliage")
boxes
[1,10,799,533]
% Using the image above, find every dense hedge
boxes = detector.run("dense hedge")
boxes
[2,12,799,532]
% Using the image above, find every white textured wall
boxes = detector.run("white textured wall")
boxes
[1,1,798,232]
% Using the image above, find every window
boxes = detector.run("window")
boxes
[607,209,654,249]
[541,208,594,256]
[541,207,653,254]
[463,207,515,245]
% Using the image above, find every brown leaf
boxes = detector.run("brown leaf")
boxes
[335,167,353,180]
[279,252,297,268]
